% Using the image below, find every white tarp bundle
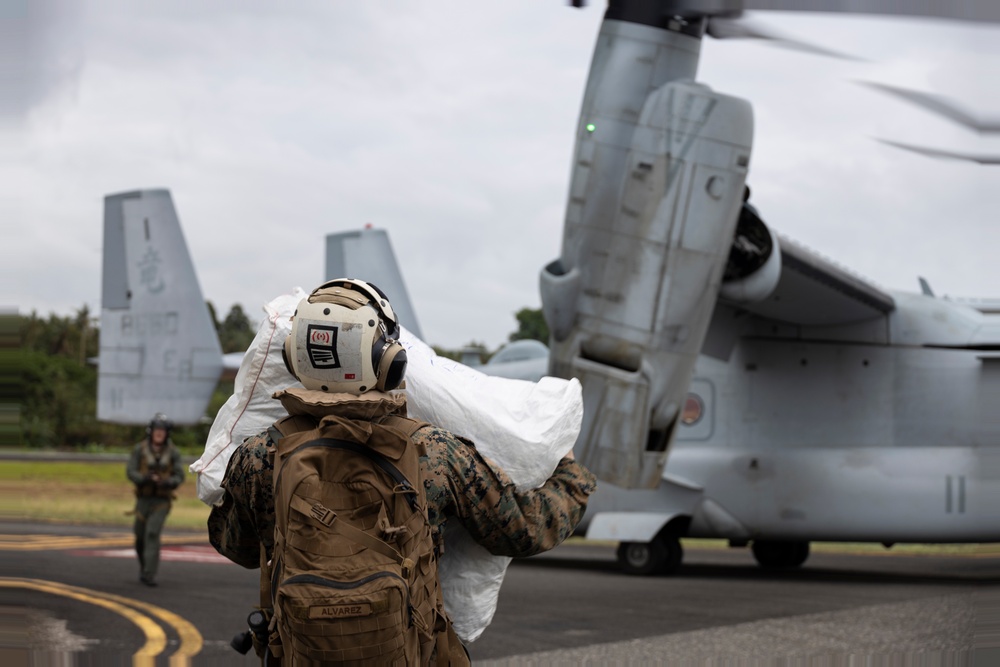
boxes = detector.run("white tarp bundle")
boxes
[192,290,583,643]
[191,288,306,507]
[397,330,582,641]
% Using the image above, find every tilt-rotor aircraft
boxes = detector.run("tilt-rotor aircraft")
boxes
[98,0,1000,575]
[531,0,1000,574]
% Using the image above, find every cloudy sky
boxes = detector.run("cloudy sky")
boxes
[6,2,1000,349]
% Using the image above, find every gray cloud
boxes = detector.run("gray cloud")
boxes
[6,4,1000,348]
[0,0,83,122]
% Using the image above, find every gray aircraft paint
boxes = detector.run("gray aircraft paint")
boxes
[331,218,1000,554]
[97,194,410,426]
[585,290,1000,545]
[540,19,753,489]
[96,1,1000,569]
[325,228,423,341]
[98,190,223,425]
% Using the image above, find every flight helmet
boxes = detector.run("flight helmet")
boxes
[282,278,407,394]
[147,412,173,436]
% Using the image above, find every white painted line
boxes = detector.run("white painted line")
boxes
[70,546,233,565]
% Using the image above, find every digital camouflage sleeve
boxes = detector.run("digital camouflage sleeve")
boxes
[208,426,597,568]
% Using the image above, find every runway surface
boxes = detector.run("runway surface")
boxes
[2,521,998,665]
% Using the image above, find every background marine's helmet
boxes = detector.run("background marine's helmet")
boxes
[282,279,408,394]
[147,412,173,435]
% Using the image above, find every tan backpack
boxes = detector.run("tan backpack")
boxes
[260,411,465,666]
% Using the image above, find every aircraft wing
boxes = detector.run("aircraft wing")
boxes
[721,234,896,327]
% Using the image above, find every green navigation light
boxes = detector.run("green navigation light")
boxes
[586,123,596,133]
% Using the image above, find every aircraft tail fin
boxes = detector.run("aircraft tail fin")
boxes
[325,227,424,341]
[98,189,222,425]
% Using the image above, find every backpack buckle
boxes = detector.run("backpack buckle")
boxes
[310,503,336,526]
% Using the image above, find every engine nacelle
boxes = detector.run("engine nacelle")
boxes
[719,203,781,304]
[540,18,754,490]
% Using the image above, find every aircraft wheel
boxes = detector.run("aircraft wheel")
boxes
[617,535,683,576]
[751,540,810,569]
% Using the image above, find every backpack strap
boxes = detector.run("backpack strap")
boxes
[288,495,414,576]
[379,415,429,436]
[378,415,431,457]
[269,414,318,442]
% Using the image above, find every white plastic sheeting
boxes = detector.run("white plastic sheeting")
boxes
[191,288,306,507]
[192,290,583,643]
[398,330,583,641]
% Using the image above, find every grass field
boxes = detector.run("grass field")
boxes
[0,460,210,532]
[2,460,999,557]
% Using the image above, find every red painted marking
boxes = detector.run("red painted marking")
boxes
[310,329,331,345]
[70,545,234,565]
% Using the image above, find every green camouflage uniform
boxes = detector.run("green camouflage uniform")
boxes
[127,438,185,583]
[208,426,597,568]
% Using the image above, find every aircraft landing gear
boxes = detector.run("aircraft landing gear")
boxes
[751,540,810,569]
[617,535,683,576]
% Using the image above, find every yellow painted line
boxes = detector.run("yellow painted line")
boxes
[0,577,166,666]
[54,582,204,665]
[0,534,205,551]
[0,577,204,665]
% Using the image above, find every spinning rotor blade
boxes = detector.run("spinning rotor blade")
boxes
[877,139,1000,165]
[860,82,1000,134]
[713,1,1000,23]
[706,15,862,60]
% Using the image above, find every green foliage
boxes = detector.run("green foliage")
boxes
[16,305,245,451]
[21,349,98,448]
[508,308,549,344]
[19,308,109,449]
[13,301,546,450]
[217,303,256,354]
[431,346,461,362]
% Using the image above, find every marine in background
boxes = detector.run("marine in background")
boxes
[208,278,596,665]
[126,413,185,586]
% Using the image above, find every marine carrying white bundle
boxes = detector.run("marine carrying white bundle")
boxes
[192,290,583,643]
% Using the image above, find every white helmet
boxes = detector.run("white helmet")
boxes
[282,279,407,394]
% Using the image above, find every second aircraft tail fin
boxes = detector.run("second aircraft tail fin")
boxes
[325,227,424,341]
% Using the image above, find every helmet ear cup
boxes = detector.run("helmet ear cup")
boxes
[282,335,296,378]
[376,344,407,392]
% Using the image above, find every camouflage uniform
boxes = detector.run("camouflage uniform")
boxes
[209,425,596,568]
[127,438,185,585]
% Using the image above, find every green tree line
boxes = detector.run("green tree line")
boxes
[14,304,546,451]
[16,303,254,451]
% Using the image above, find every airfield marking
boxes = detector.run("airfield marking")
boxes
[0,577,165,666]
[0,576,203,666]
[71,545,232,564]
[65,581,205,665]
[0,533,204,551]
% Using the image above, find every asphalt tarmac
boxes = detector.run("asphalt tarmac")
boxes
[2,521,998,665]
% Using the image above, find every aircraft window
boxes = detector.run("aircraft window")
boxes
[681,394,703,426]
